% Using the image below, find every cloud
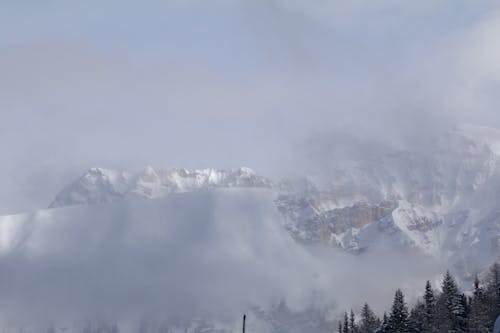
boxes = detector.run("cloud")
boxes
[0,190,325,323]
[0,189,441,329]
[0,0,500,212]
[0,3,499,331]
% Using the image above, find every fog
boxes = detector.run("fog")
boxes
[0,189,441,329]
[2,0,500,214]
[0,0,499,329]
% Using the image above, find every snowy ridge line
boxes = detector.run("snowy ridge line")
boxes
[49,166,273,208]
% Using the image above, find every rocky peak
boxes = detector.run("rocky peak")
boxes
[49,167,273,208]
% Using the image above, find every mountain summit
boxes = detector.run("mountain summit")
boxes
[49,166,272,208]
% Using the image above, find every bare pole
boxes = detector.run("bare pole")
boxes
[242,314,246,333]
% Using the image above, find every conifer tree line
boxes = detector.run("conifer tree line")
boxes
[337,263,500,333]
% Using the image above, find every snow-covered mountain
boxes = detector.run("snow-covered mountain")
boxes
[45,126,500,281]
[0,124,499,332]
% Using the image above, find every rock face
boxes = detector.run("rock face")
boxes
[276,196,397,246]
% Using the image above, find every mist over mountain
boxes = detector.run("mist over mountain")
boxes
[2,0,500,332]
[2,0,500,215]
[0,124,497,331]
[43,124,500,276]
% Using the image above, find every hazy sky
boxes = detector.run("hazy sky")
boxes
[2,0,500,214]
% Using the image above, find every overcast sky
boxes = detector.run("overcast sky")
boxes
[2,0,500,214]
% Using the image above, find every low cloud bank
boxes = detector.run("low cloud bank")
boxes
[0,189,441,329]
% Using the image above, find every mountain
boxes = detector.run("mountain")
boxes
[46,125,500,280]
[0,124,499,331]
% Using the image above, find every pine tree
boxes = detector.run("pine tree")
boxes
[350,309,358,333]
[375,317,381,330]
[377,312,388,333]
[387,289,409,333]
[338,321,343,333]
[459,293,470,329]
[408,300,425,333]
[422,280,436,332]
[470,276,489,332]
[344,312,350,333]
[436,270,467,333]
[486,262,500,328]
[359,303,379,333]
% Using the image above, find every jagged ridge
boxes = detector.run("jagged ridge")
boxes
[49,166,273,208]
